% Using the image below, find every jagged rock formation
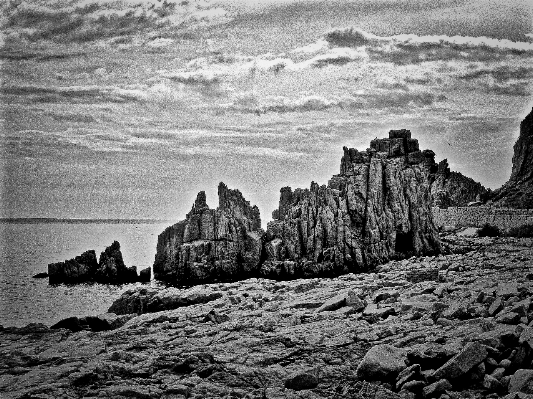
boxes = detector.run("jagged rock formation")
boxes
[47,241,148,284]
[48,250,98,284]
[431,159,490,208]
[152,182,263,284]
[261,129,441,279]
[154,130,442,285]
[492,107,533,208]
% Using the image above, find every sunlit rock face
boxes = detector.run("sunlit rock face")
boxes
[154,130,441,285]
[492,107,533,208]
[261,130,441,279]
[153,182,263,285]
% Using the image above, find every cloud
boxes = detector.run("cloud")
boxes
[223,89,445,114]
[458,65,533,82]
[1,84,146,103]
[1,0,232,44]
[318,27,533,65]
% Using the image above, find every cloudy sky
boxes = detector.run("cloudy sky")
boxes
[1,0,532,223]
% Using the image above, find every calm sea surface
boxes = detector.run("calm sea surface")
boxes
[0,221,171,327]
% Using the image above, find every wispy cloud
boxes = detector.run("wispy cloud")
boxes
[1,0,232,45]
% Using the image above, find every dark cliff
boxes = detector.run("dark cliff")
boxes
[492,107,533,208]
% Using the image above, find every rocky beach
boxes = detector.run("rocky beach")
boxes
[2,234,533,399]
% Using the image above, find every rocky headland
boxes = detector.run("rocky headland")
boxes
[48,241,151,284]
[2,234,533,399]
[154,130,441,287]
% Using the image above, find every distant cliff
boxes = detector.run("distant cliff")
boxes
[430,159,490,208]
[491,107,533,208]
[153,130,441,285]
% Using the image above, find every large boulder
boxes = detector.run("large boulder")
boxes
[261,130,441,278]
[153,182,263,285]
[492,107,533,208]
[355,344,408,382]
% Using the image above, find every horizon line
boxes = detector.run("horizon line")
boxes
[0,217,173,224]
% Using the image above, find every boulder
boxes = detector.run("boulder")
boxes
[509,369,533,394]
[431,341,488,381]
[355,344,408,382]
[284,372,318,391]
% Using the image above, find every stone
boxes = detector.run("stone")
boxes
[316,293,347,313]
[50,316,83,332]
[356,344,408,382]
[153,183,263,285]
[489,297,504,316]
[497,312,522,325]
[432,341,488,380]
[484,374,503,391]
[422,379,452,398]
[48,250,98,284]
[509,369,533,394]
[138,267,151,283]
[346,290,366,311]
[284,372,318,391]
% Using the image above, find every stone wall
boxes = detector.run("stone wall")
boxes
[432,206,533,231]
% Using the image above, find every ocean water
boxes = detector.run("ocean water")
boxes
[0,220,171,328]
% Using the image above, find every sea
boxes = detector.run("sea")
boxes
[0,219,172,328]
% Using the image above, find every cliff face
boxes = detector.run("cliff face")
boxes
[152,183,263,284]
[431,159,490,208]
[260,129,441,279]
[492,107,533,208]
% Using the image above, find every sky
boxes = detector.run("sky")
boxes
[1,0,532,224]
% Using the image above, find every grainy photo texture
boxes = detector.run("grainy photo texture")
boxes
[1,1,532,398]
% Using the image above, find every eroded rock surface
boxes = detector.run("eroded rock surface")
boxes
[493,107,533,208]
[262,129,441,278]
[431,159,490,208]
[3,236,533,399]
[153,183,263,285]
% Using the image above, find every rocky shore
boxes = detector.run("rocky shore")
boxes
[2,234,533,399]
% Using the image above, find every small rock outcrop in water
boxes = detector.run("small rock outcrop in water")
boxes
[431,159,490,208]
[154,130,441,285]
[492,107,533,208]
[153,183,263,284]
[261,129,441,278]
[47,241,148,284]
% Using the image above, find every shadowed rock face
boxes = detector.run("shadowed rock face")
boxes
[492,107,533,208]
[152,182,263,284]
[47,241,144,284]
[154,130,441,285]
[261,129,441,278]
